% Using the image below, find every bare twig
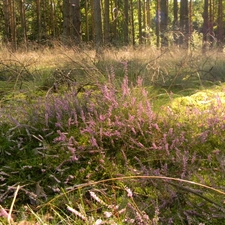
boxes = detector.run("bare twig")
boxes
[8,184,20,224]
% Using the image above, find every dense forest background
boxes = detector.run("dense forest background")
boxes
[0,0,224,50]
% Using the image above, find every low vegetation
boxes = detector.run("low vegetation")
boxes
[1,45,225,224]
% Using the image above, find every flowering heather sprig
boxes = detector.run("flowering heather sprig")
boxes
[0,206,10,220]
[89,191,110,208]
[121,60,129,77]
[122,75,130,97]
[54,130,67,142]
[127,203,151,225]
[100,84,118,107]
[125,186,133,198]
[109,66,116,82]
[181,150,189,179]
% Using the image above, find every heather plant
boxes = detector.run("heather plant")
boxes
[1,47,225,224]
[4,75,225,223]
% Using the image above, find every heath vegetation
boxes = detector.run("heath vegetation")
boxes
[1,45,225,224]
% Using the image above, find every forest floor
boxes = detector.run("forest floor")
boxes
[1,45,225,224]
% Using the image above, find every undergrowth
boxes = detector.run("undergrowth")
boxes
[0,46,225,224]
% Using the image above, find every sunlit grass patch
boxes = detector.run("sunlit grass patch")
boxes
[169,84,225,114]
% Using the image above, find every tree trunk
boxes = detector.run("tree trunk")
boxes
[36,0,41,43]
[92,0,103,48]
[123,0,129,45]
[138,0,142,44]
[42,0,47,39]
[145,0,151,44]
[189,0,193,48]
[111,0,118,43]
[202,0,209,52]
[130,0,135,45]
[180,0,189,47]
[217,0,223,48]
[104,0,110,44]
[160,0,168,46]
[50,0,56,38]
[19,0,27,46]
[156,0,160,48]
[209,0,214,46]
[85,0,90,41]
[3,0,10,43]
[173,0,178,25]
[9,0,17,50]
[63,0,81,44]
[71,0,81,44]
[173,0,178,45]
[143,0,146,44]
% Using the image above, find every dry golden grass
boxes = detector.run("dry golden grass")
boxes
[0,43,218,70]
[0,44,164,68]
[0,43,224,89]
